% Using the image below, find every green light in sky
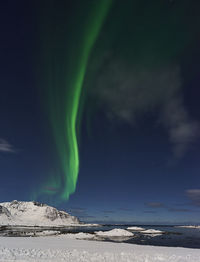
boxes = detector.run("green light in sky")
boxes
[39,0,112,201]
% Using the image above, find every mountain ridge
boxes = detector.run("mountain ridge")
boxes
[0,200,80,226]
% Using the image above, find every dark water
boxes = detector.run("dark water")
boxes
[1,224,200,249]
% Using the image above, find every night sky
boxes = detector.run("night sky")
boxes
[1,0,200,224]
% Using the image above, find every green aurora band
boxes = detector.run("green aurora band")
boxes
[40,0,113,201]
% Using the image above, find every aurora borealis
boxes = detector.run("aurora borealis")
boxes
[39,0,112,200]
[1,0,200,224]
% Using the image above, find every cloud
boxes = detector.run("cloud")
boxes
[118,208,133,212]
[186,189,200,207]
[68,207,89,218]
[69,207,86,213]
[168,208,190,212]
[145,200,199,213]
[102,210,115,214]
[44,186,59,193]
[69,209,94,220]
[145,202,165,208]
[162,98,199,158]
[92,60,199,157]
[144,211,157,214]
[0,139,15,153]
[68,207,97,221]
[78,215,95,219]
[145,199,199,213]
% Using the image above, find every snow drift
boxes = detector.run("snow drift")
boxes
[96,228,134,237]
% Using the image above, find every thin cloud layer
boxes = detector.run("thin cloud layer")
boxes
[145,200,198,213]
[168,208,190,212]
[102,210,115,214]
[0,139,15,153]
[162,98,199,158]
[186,189,200,207]
[93,61,199,157]
[145,202,165,208]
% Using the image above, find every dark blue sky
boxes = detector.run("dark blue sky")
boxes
[1,0,200,224]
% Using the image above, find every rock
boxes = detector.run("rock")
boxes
[0,200,80,226]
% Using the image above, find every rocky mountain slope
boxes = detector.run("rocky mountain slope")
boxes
[0,200,80,226]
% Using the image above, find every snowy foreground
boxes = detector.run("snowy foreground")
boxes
[1,236,200,262]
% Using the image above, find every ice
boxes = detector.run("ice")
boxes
[95,228,134,237]
[127,226,145,231]
[141,229,164,234]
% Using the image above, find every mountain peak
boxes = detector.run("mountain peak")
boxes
[0,200,80,226]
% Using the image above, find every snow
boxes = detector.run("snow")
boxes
[63,232,96,239]
[141,229,164,234]
[0,236,200,262]
[1,201,199,261]
[95,228,134,237]
[176,225,200,229]
[0,200,80,226]
[148,233,163,237]
[127,226,145,231]
[77,223,100,227]
[25,230,61,237]
[126,227,164,237]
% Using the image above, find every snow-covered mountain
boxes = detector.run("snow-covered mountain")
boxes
[0,200,80,226]
[0,205,12,224]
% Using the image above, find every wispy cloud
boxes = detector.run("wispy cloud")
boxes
[79,215,95,219]
[186,189,200,207]
[0,139,15,153]
[162,98,199,158]
[102,210,115,214]
[145,202,165,208]
[168,208,190,212]
[68,207,86,213]
[119,208,133,212]
[144,210,157,214]
[68,207,95,220]
[145,200,198,213]
[93,61,199,158]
